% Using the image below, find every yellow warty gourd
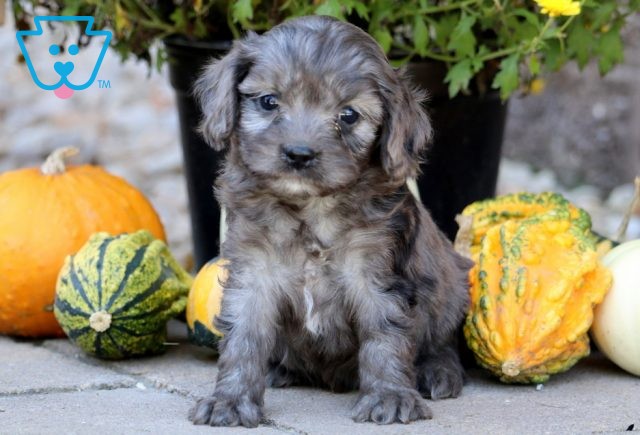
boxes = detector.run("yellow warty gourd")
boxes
[459,193,612,383]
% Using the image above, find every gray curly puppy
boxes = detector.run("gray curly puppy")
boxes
[190,15,472,428]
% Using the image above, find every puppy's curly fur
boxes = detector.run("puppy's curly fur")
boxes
[190,16,472,428]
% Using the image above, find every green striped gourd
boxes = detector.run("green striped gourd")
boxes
[54,230,192,359]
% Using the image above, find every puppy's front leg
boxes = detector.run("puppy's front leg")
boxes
[191,275,279,428]
[352,289,432,424]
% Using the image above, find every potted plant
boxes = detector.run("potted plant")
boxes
[338,0,639,238]
[12,0,640,267]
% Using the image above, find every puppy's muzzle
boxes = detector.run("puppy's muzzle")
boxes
[283,144,317,170]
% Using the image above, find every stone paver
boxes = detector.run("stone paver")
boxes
[0,389,285,435]
[41,322,219,399]
[427,355,640,434]
[3,319,638,434]
[264,355,640,434]
[0,336,135,396]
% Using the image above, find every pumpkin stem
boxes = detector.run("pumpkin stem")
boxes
[501,360,520,378]
[89,311,112,332]
[614,176,640,243]
[41,147,80,175]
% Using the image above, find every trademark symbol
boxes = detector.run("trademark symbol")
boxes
[98,79,111,89]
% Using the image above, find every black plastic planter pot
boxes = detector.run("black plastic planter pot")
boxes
[407,61,508,241]
[165,39,507,269]
[165,38,232,270]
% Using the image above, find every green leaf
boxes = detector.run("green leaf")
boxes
[447,14,476,58]
[315,0,344,19]
[232,0,253,23]
[434,15,457,49]
[368,0,394,25]
[373,29,393,53]
[506,14,537,42]
[529,55,541,76]
[60,1,81,17]
[413,16,429,57]
[511,9,541,29]
[597,27,623,75]
[155,47,168,73]
[591,3,616,30]
[445,59,474,98]
[194,17,207,39]
[352,2,369,19]
[169,8,187,30]
[114,3,131,34]
[567,18,593,69]
[492,53,520,100]
[470,47,485,74]
[542,39,568,72]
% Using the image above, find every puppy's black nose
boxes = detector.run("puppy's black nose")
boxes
[283,145,317,169]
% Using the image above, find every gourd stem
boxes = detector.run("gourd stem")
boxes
[89,311,112,332]
[454,214,474,260]
[40,147,79,175]
[501,360,520,377]
[614,176,640,243]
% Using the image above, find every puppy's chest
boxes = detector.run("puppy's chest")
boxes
[270,199,361,338]
[294,220,350,337]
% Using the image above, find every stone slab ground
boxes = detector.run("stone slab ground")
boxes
[1,321,639,434]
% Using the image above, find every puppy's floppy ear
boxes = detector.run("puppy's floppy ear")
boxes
[194,36,254,151]
[378,69,433,181]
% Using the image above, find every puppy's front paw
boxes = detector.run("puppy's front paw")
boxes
[190,395,262,428]
[352,388,432,424]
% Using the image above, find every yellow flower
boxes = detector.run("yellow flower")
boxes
[534,0,581,17]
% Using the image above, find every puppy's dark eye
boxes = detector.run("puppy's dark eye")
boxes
[339,107,359,125]
[259,95,279,111]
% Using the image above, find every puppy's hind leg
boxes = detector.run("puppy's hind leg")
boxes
[415,336,465,400]
[266,346,312,388]
[267,363,304,388]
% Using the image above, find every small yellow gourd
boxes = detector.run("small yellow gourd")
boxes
[186,257,228,349]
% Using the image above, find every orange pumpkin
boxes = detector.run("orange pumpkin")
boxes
[0,147,165,337]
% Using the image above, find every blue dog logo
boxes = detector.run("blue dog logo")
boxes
[16,16,112,99]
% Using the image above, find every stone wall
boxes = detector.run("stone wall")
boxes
[503,16,640,192]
